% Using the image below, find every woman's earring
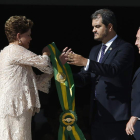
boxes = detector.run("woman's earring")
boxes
[18,40,22,45]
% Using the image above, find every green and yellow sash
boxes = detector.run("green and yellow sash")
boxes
[47,42,86,140]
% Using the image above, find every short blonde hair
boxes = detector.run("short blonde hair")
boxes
[5,16,33,43]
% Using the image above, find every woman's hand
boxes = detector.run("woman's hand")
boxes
[42,46,51,56]
[59,47,72,65]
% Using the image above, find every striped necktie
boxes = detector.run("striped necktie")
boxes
[99,44,107,63]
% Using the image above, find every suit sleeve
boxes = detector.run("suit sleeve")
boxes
[88,43,134,78]
[73,68,93,87]
[131,73,140,118]
[132,104,140,118]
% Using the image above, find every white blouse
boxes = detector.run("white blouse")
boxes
[0,44,53,118]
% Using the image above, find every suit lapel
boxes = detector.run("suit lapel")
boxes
[102,37,120,63]
[95,37,120,81]
[132,67,140,83]
[94,45,102,61]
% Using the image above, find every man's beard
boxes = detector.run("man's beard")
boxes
[94,28,108,41]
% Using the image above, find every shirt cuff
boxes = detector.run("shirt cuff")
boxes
[84,59,90,71]
[138,117,140,120]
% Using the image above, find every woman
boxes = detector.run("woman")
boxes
[0,16,53,139]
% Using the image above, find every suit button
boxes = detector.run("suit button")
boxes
[95,81,98,84]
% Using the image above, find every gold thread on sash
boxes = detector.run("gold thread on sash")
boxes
[72,98,75,111]
[67,125,72,131]
[72,126,80,140]
[62,113,75,126]
[63,66,72,96]
[63,66,75,111]
[56,72,66,83]
[49,43,85,139]
[50,44,69,110]
[62,127,66,140]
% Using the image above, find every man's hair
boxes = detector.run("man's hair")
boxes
[5,16,33,43]
[91,9,117,32]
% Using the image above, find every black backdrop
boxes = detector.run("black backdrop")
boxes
[0,5,140,140]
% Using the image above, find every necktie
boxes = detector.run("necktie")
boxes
[99,44,107,63]
[95,44,107,99]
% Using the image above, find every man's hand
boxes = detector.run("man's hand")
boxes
[126,116,138,135]
[59,47,72,65]
[42,46,51,56]
[66,52,88,66]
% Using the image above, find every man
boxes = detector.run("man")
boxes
[60,9,134,140]
[126,27,140,140]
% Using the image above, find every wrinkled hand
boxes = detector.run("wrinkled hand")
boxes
[66,52,88,66]
[42,46,51,56]
[59,47,72,65]
[126,116,138,135]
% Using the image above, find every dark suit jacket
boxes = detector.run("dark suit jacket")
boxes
[74,37,134,122]
[131,67,140,118]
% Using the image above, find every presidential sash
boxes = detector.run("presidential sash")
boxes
[47,42,86,140]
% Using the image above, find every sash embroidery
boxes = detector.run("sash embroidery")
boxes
[47,42,86,140]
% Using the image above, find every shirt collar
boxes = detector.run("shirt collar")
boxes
[102,34,118,48]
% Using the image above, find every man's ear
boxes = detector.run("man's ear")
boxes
[108,23,113,31]
[16,33,21,40]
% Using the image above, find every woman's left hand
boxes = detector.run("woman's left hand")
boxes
[42,46,51,56]
[59,47,72,65]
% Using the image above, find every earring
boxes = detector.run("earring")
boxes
[18,40,22,45]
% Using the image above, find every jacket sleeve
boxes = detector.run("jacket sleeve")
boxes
[73,68,95,87]
[34,73,53,93]
[10,45,53,74]
[132,104,140,118]
[88,43,134,78]
[131,72,140,118]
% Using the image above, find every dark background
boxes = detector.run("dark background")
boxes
[0,3,140,140]
[1,0,140,6]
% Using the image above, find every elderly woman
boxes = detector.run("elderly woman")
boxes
[0,16,53,140]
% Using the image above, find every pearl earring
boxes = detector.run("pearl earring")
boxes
[18,40,22,45]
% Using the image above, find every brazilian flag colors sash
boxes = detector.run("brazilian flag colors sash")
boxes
[47,42,86,140]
